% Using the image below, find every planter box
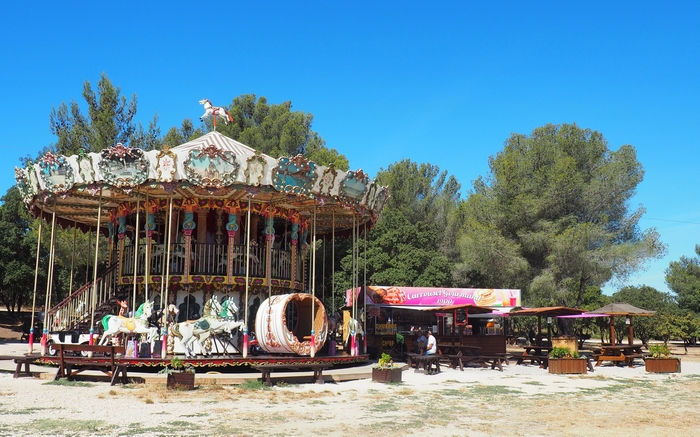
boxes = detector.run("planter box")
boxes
[551,336,578,355]
[372,368,402,383]
[167,372,195,390]
[645,358,681,373]
[549,358,587,374]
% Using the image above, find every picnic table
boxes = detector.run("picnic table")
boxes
[594,344,649,367]
[434,344,507,371]
[406,353,441,374]
[510,346,552,368]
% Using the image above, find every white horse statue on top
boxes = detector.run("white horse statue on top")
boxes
[199,99,233,125]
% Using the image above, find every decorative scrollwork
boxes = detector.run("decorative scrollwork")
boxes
[319,165,338,196]
[339,169,369,204]
[37,152,75,194]
[183,144,239,189]
[271,154,317,195]
[98,143,149,189]
[155,146,177,183]
[245,151,267,187]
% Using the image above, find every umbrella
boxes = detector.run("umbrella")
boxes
[590,303,656,346]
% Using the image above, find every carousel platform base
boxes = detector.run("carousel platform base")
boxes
[1,352,371,385]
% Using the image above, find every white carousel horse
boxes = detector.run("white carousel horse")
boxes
[199,99,233,124]
[170,297,244,357]
[99,301,158,346]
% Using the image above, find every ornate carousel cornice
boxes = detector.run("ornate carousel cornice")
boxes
[16,131,388,232]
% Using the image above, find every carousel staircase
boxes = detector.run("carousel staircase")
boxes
[46,264,123,334]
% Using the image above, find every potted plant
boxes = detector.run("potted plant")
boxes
[548,346,588,374]
[645,343,681,373]
[160,356,196,389]
[372,353,403,383]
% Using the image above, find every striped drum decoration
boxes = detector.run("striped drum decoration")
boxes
[255,293,328,356]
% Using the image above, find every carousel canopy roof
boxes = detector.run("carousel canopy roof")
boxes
[15,131,388,234]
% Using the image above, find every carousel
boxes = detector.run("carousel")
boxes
[15,101,388,370]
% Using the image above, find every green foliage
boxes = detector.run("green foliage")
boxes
[375,352,397,369]
[610,285,676,343]
[648,343,671,358]
[657,312,700,345]
[457,123,666,306]
[665,244,700,313]
[549,346,579,359]
[215,94,349,168]
[48,73,143,156]
[0,187,42,315]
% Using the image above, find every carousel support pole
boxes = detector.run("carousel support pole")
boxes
[27,219,43,354]
[243,196,252,358]
[363,221,367,355]
[68,222,77,295]
[330,210,335,353]
[41,205,57,356]
[162,195,174,359]
[89,190,103,352]
[310,205,317,358]
[350,214,356,357]
[144,195,154,301]
[131,193,141,313]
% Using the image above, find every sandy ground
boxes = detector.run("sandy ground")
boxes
[1,337,699,437]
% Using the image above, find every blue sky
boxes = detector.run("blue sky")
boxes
[1,2,698,295]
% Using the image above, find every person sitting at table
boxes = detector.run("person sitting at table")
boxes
[425,330,437,355]
[414,330,427,354]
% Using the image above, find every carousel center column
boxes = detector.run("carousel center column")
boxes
[116,204,129,285]
[289,211,300,284]
[224,200,240,284]
[263,205,276,287]
[181,199,198,283]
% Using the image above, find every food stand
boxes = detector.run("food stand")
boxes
[347,286,521,357]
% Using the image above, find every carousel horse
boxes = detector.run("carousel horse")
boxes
[117,300,128,316]
[170,297,244,357]
[199,99,233,124]
[327,311,341,342]
[218,297,239,320]
[345,317,364,352]
[99,301,158,346]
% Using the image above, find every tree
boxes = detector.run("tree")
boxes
[665,245,700,313]
[48,72,149,155]
[457,123,666,307]
[611,285,676,344]
[326,160,461,307]
[0,188,44,316]
[215,94,349,168]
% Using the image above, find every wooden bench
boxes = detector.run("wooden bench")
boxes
[475,355,506,372]
[252,364,330,386]
[443,353,465,371]
[510,353,548,368]
[406,353,441,374]
[54,344,127,386]
[14,356,40,378]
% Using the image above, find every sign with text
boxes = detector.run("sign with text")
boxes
[352,286,521,308]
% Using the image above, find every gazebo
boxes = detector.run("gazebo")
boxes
[590,302,656,346]
[16,128,388,357]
